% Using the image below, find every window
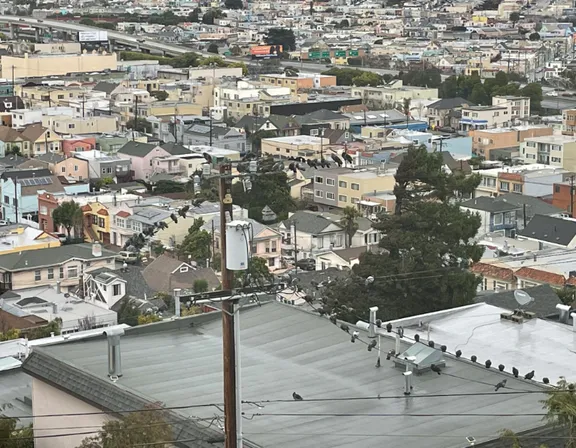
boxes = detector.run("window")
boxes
[180,266,189,273]
[317,236,324,248]
[310,129,319,136]
[271,240,277,252]
[68,266,78,278]
[351,183,360,191]
[499,181,510,191]
[68,124,75,129]
[113,284,122,296]
[513,183,522,193]
[326,178,335,186]
[57,94,64,100]
[339,194,347,202]
[74,165,78,172]
[339,181,347,188]
[315,190,324,198]
[326,192,335,200]
[493,213,503,225]
[98,218,105,228]
[47,268,54,279]
[351,197,360,204]
[34,269,41,281]
[268,258,275,267]
[555,185,561,193]
[3,196,7,204]
[59,266,64,279]
[40,205,47,215]
[315,176,323,184]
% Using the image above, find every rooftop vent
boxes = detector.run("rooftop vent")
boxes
[393,343,445,374]
[104,327,125,379]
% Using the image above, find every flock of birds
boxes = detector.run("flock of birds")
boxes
[285,150,354,173]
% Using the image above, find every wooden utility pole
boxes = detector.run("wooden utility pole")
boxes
[218,162,238,448]
[570,175,575,218]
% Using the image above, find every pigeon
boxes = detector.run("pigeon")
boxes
[340,323,350,333]
[342,152,353,164]
[430,364,442,375]
[524,370,535,380]
[288,162,297,173]
[202,152,213,164]
[292,392,303,401]
[170,213,178,224]
[178,205,190,218]
[495,379,507,391]
[331,154,343,167]
[512,367,519,378]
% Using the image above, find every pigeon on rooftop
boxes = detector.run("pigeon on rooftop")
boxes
[495,379,507,391]
[524,370,535,380]
[430,364,442,375]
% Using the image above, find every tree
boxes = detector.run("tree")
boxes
[529,32,540,40]
[340,206,362,248]
[116,297,140,327]
[322,67,382,86]
[202,8,225,25]
[230,45,242,56]
[352,71,382,87]
[5,145,21,156]
[178,218,212,265]
[469,83,489,105]
[188,7,201,22]
[79,17,95,26]
[323,145,482,322]
[249,130,276,154]
[402,98,411,128]
[225,0,243,9]
[521,82,543,113]
[124,233,145,251]
[154,180,186,194]
[207,43,219,54]
[78,405,172,448]
[541,378,576,447]
[96,22,116,30]
[509,11,520,24]
[0,409,33,448]
[193,279,209,293]
[150,90,168,101]
[235,256,273,288]
[335,19,349,28]
[52,201,83,238]
[126,117,152,134]
[137,314,162,324]
[401,68,443,88]
[264,28,296,51]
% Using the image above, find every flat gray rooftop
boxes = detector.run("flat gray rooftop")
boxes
[39,302,546,448]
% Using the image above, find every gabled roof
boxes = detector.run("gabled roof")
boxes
[117,141,159,157]
[35,153,65,164]
[440,151,471,174]
[328,246,366,261]
[428,97,476,110]
[282,211,343,235]
[0,126,23,142]
[160,142,191,156]
[471,262,515,282]
[461,196,522,213]
[142,254,220,292]
[0,96,24,112]
[514,267,566,287]
[92,81,120,95]
[519,215,576,247]
[1,168,52,181]
[20,124,47,142]
[497,193,563,217]
[295,109,348,125]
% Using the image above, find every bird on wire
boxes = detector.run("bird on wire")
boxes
[292,392,303,401]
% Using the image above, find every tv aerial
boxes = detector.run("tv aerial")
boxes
[514,289,534,308]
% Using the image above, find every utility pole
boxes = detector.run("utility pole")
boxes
[14,177,18,224]
[218,162,238,448]
[570,175,575,217]
[11,66,14,95]
[81,94,86,118]
[132,94,139,142]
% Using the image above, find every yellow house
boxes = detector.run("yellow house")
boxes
[81,202,111,245]
[42,115,118,135]
[0,225,61,255]
[20,124,62,156]
[336,170,396,208]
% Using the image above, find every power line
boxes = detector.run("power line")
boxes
[244,411,548,418]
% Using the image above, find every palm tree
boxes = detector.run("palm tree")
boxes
[541,378,576,448]
[402,98,411,129]
[340,206,362,248]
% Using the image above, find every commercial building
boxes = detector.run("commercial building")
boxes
[460,105,511,132]
[259,73,337,94]
[1,52,117,79]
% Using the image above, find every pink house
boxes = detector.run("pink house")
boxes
[61,138,96,157]
[116,141,171,180]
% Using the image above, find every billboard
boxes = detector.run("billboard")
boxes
[250,45,282,59]
[78,31,108,42]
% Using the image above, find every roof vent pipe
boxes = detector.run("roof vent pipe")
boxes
[56,281,61,294]
[572,313,576,333]
[557,304,571,324]
[403,370,412,395]
[173,288,181,318]
[104,327,125,379]
[368,306,378,338]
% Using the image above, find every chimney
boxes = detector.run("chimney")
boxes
[173,288,181,317]
[572,313,576,333]
[403,370,413,395]
[92,243,102,257]
[56,281,61,294]
[104,327,125,378]
[52,303,58,314]
[557,304,571,324]
[368,306,378,338]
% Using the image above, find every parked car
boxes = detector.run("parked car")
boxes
[295,258,316,271]
[116,251,139,264]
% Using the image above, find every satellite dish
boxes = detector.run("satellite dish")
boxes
[514,290,534,307]
[64,293,70,298]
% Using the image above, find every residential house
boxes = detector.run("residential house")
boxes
[358,190,396,217]
[470,125,553,159]
[261,135,328,159]
[460,196,521,238]
[206,216,282,270]
[116,142,174,180]
[315,246,366,270]
[562,108,576,135]
[73,150,131,181]
[259,73,337,94]
[0,126,25,155]
[0,243,117,293]
[0,224,61,255]
[19,301,549,448]
[294,109,351,135]
[181,124,247,153]
[519,214,576,249]
[81,202,111,244]
[351,81,438,110]
[460,105,512,132]
[492,96,531,121]
[521,135,576,171]
[495,193,565,230]
[234,114,301,137]
[427,97,475,128]
[474,284,562,317]
[42,115,118,135]
[110,206,171,248]
[0,286,117,335]
[20,124,61,156]
[0,169,64,223]
[142,254,220,293]
[278,210,347,261]
[82,268,127,311]
[61,137,96,157]
[31,153,89,182]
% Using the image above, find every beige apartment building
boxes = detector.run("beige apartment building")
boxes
[470,125,553,159]
[336,170,396,208]
[17,85,87,107]
[261,135,329,159]
[42,115,118,135]
[351,80,438,109]
[259,74,337,94]
[1,52,117,79]
[521,135,576,171]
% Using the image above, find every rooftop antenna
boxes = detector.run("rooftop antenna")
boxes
[514,289,534,310]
